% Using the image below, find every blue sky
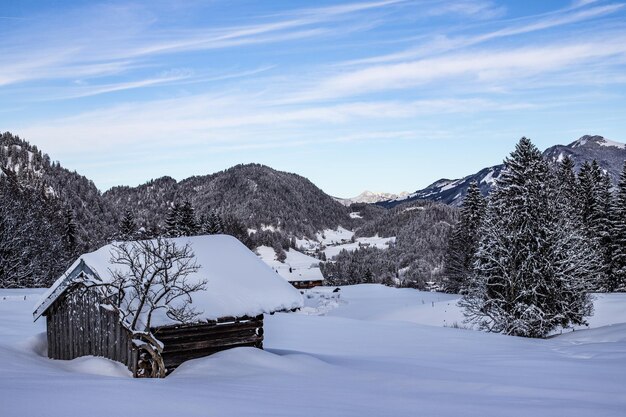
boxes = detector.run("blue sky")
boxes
[1,0,626,197]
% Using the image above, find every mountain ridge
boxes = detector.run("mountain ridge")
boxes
[380,135,626,208]
[335,190,410,206]
[103,163,353,239]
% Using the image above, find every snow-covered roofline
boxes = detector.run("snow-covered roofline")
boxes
[33,259,93,320]
[33,235,303,325]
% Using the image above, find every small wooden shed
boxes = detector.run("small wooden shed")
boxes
[33,235,303,377]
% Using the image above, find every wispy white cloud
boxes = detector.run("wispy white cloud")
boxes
[25,66,276,101]
[284,35,626,102]
[570,0,602,8]
[15,89,544,158]
[0,0,509,91]
[424,0,506,19]
[49,72,193,100]
[0,1,404,89]
[267,0,407,21]
[341,3,625,66]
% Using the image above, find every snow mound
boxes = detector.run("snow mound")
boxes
[298,288,344,315]
[556,323,626,344]
[24,332,48,357]
[171,347,333,378]
[56,356,132,377]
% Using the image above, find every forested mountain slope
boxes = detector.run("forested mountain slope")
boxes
[105,164,352,238]
[0,132,116,249]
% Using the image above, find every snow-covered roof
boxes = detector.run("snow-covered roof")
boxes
[33,235,303,325]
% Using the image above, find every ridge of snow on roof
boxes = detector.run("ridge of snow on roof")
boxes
[33,235,303,325]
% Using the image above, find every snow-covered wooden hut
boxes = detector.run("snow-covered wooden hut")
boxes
[33,235,303,377]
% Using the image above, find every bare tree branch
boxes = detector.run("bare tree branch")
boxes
[87,237,206,377]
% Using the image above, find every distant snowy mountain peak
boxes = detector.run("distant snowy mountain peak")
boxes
[569,135,626,150]
[381,165,504,208]
[337,190,409,206]
[380,134,626,208]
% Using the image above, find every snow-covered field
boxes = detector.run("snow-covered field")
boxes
[256,245,324,283]
[1,286,625,417]
[294,227,395,259]
[322,235,396,259]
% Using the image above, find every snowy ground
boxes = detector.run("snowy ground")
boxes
[296,226,355,251]
[294,226,395,259]
[1,286,625,417]
[322,235,396,259]
[256,245,324,283]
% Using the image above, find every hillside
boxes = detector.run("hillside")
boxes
[0,132,117,248]
[105,163,352,239]
[322,201,458,288]
[543,135,626,180]
[1,132,118,286]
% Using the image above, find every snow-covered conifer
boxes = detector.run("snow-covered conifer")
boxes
[444,181,486,293]
[178,200,198,236]
[63,207,77,254]
[119,209,137,240]
[461,137,598,338]
[202,210,224,235]
[578,161,613,289]
[554,156,580,218]
[610,162,626,291]
[165,203,181,237]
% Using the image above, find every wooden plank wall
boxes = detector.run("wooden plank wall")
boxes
[154,315,264,374]
[46,287,136,373]
[46,287,265,376]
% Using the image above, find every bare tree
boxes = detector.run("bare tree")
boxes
[93,237,207,377]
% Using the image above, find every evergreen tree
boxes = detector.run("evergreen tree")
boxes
[461,137,598,338]
[222,215,253,249]
[165,203,181,237]
[610,162,626,291]
[213,211,224,234]
[443,181,486,293]
[201,210,224,235]
[0,168,69,288]
[554,156,579,219]
[578,160,613,289]
[274,241,287,263]
[596,170,614,289]
[363,268,373,283]
[119,209,137,240]
[198,214,208,234]
[63,207,77,254]
[578,161,597,228]
[178,200,198,236]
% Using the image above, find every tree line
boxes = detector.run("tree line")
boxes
[445,137,626,337]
